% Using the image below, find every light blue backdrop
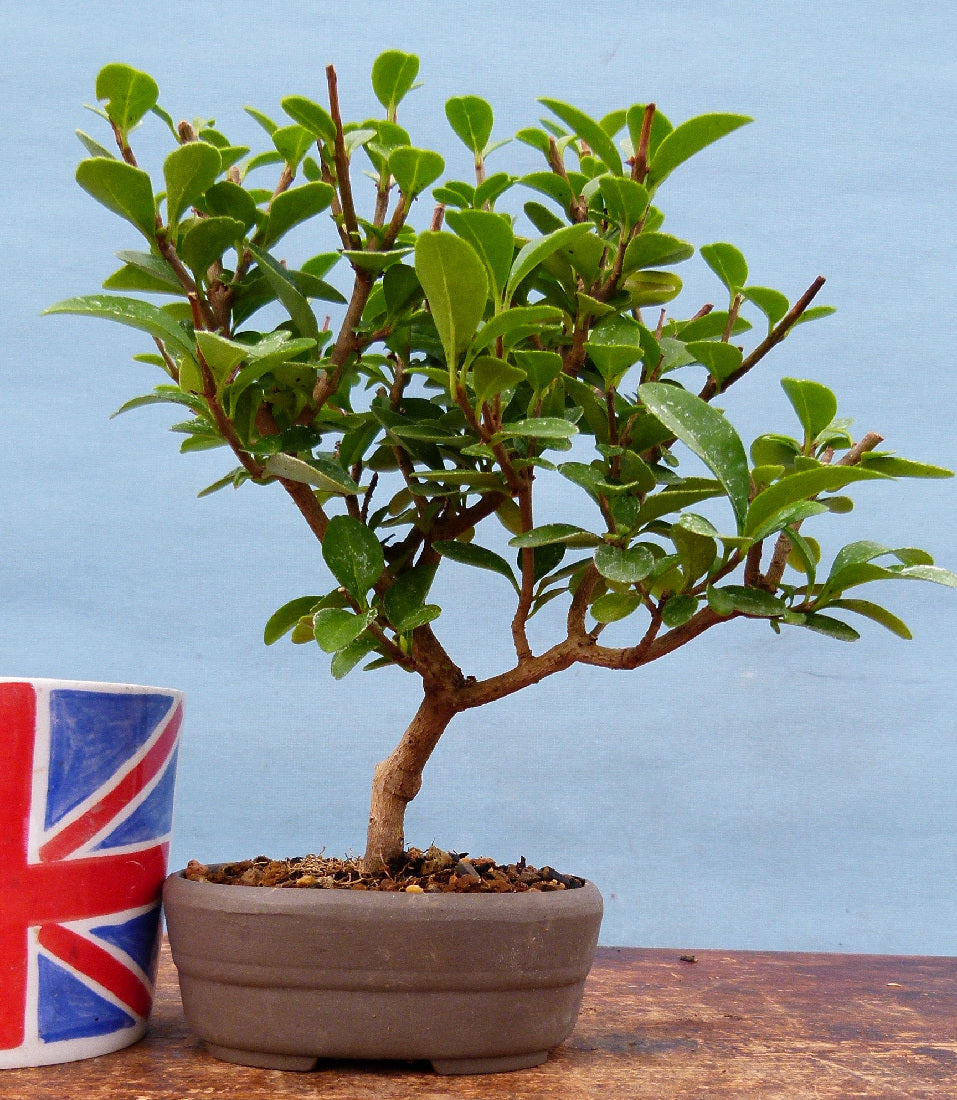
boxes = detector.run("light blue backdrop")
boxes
[1,1,955,951]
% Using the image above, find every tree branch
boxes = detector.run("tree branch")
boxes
[700,276,827,401]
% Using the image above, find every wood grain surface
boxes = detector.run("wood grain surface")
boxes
[2,943,955,1097]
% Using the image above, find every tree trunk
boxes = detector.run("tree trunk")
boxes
[362,690,457,873]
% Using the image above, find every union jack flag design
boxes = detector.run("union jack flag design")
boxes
[0,680,182,1066]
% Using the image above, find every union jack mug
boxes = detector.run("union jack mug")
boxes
[0,678,183,1067]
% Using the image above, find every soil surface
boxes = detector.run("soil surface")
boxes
[183,846,586,893]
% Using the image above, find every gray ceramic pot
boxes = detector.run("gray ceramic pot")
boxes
[162,868,602,1075]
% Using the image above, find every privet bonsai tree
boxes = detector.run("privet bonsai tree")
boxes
[49,53,955,874]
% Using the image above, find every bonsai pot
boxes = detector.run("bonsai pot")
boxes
[162,868,603,1074]
[0,678,183,1068]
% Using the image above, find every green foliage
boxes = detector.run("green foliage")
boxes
[48,49,954,707]
[94,63,158,138]
[164,141,222,227]
[371,50,420,118]
[445,96,494,156]
[76,159,156,239]
[413,231,487,372]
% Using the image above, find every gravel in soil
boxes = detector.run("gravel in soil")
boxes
[183,846,586,893]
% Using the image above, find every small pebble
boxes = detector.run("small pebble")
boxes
[453,859,481,880]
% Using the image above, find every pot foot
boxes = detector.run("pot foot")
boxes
[205,1043,319,1071]
[431,1050,549,1075]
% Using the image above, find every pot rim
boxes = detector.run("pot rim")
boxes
[0,676,184,696]
[164,867,603,916]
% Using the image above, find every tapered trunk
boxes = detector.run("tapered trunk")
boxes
[362,690,458,873]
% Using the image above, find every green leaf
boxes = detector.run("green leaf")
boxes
[746,500,828,542]
[639,383,751,531]
[313,608,377,653]
[781,377,837,443]
[382,263,422,316]
[248,244,320,341]
[829,599,912,640]
[784,527,820,589]
[686,340,743,384]
[389,146,445,196]
[44,294,192,355]
[521,170,576,211]
[433,540,518,591]
[195,330,248,383]
[474,170,513,209]
[591,591,642,623]
[505,222,594,303]
[794,612,860,642]
[111,250,181,291]
[414,231,488,368]
[896,565,957,589]
[586,314,644,386]
[622,232,694,273]
[471,304,564,354]
[264,595,323,644]
[624,269,683,308]
[594,543,655,585]
[372,50,420,117]
[104,260,178,295]
[322,515,385,603]
[471,356,526,407]
[180,216,246,273]
[413,470,507,489]
[597,176,649,231]
[636,482,726,526]
[860,454,954,479]
[261,181,334,247]
[95,63,158,135]
[75,158,156,239]
[164,141,221,227]
[76,129,116,160]
[647,113,751,188]
[330,633,382,679]
[280,95,336,144]
[272,124,313,167]
[744,285,789,327]
[244,106,278,136]
[700,242,748,293]
[509,524,600,549]
[793,305,836,326]
[746,467,884,538]
[707,585,787,618]
[382,565,440,632]
[202,180,260,230]
[444,209,514,299]
[445,95,494,154]
[661,594,698,628]
[495,417,579,441]
[539,98,623,174]
[263,453,360,496]
[342,247,413,274]
[513,349,563,391]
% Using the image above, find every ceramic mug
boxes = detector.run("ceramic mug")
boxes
[0,678,183,1068]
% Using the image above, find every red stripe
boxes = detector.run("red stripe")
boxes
[39,702,182,862]
[38,924,153,1019]
[8,845,168,926]
[0,683,36,1049]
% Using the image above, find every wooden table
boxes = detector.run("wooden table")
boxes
[3,943,955,1097]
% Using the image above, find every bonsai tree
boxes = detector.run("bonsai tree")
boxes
[48,53,955,875]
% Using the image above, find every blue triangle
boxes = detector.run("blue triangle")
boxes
[37,954,136,1042]
[95,748,179,849]
[91,906,162,978]
[46,690,174,829]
